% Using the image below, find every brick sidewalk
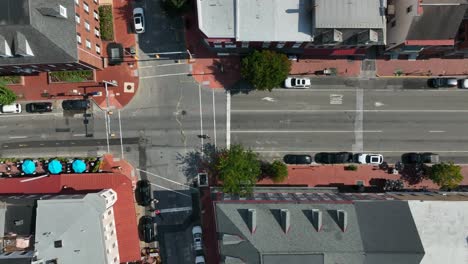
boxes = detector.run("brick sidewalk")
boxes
[6,0,139,110]
[376,58,468,77]
[257,164,468,190]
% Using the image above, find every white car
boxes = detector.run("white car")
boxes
[133,8,145,34]
[192,226,203,251]
[284,77,311,88]
[195,256,205,264]
[357,154,383,165]
[1,103,22,114]
[459,79,468,89]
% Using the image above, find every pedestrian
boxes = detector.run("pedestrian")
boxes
[155,209,164,220]
[198,134,210,139]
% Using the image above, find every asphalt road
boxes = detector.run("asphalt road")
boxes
[230,88,468,164]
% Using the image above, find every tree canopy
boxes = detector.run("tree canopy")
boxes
[241,50,291,91]
[216,144,261,195]
[428,162,463,189]
[0,84,17,105]
[161,0,190,16]
[267,160,288,183]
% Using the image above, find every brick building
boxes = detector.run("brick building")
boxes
[0,0,103,75]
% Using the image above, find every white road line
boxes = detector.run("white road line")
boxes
[353,88,364,152]
[231,130,382,133]
[212,88,217,148]
[73,133,86,137]
[429,130,445,133]
[253,150,468,153]
[231,109,468,113]
[9,136,28,139]
[198,84,204,151]
[137,168,197,190]
[226,92,231,148]
[139,63,185,69]
[140,72,189,79]
[149,183,192,198]
[159,207,192,213]
[0,113,59,118]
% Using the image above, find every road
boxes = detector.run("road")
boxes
[230,88,468,164]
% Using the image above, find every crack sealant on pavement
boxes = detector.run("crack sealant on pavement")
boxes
[353,88,364,152]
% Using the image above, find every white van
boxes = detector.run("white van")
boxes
[1,103,22,114]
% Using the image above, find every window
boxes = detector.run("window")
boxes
[75,14,80,24]
[107,210,112,215]
[292,42,302,48]
[85,21,90,31]
[112,242,116,248]
[54,240,63,248]
[114,257,118,263]
[76,33,82,44]
[85,39,91,49]
[59,5,67,18]
[93,10,99,20]
[276,42,285,48]
[31,65,38,68]
[66,63,74,67]
[94,28,100,37]
[48,65,56,68]
[241,42,249,48]
[75,0,79,5]
[407,5,413,13]
[262,42,271,48]
[83,2,89,13]
[391,20,396,28]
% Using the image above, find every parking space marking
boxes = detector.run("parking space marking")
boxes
[231,109,468,113]
[73,134,86,137]
[429,130,445,133]
[9,136,28,139]
[0,113,60,118]
[231,130,382,133]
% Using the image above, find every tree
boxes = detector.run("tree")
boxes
[268,160,288,183]
[428,162,463,189]
[241,50,291,91]
[216,144,261,195]
[161,0,190,16]
[0,84,17,105]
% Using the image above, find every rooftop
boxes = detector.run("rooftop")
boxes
[0,173,140,263]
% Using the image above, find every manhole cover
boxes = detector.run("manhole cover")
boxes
[181,110,187,115]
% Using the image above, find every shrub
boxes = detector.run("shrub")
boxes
[49,70,94,82]
[345,164,358,171]
[99,5,114,41]
[428,162,463,189]
[0,75,21,84]
[269,160,288,183]
[0,85,17,105]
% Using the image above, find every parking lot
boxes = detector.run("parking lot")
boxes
[230,88,468,164]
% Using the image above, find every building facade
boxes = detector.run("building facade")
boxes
[0,0,103,75]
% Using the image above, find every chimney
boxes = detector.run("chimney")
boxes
[280,209,291,233]
[337,210,348,232]
[247,209,257,233]
[311,209,322,231]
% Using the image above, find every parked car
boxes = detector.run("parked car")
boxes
[136,180,152,206]
[458,79,468,89]
[133,8,145,34]
[357,153,383,165]
[1,103,22,114]
[428,78,457,88]
[192,226,203,251]
[315,152,353,164]
[62,99,90,111]
[139,216,155,243]
[283,154,312,165]
[401,153,439,164]
[195,256,206,264]
[284,77,311,88]
[25,102,53,113]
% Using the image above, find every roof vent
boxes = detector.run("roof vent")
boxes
[247,209,256,233]
[14,32,34,57]
[337,210,348,232]
[322,29,343,44]
[358,29,379,45]
[37,5,67,19]
[0,35,12,57]
[280,209,290,233]
[311,209,322,231]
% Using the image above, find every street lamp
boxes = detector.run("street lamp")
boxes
[102,80,118,153]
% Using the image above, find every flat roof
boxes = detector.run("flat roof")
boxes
[314,0,385,29]
[197,0,235,38]
[408,200,468,264]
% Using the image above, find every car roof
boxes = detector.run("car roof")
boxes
[192,226,202,234]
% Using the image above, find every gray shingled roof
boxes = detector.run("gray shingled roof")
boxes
[0,0,78,66]
[215,190,424,264]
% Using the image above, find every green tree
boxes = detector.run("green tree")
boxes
[241,50,291,91]
[161,0,190,16]
[268,160,288,183]
[428,162,463,189]
[216,144,261,195]
[0,83,17,105]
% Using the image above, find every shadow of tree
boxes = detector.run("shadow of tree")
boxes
[228,79,255,95]
[176,143,220,185]
[400,164,428,185]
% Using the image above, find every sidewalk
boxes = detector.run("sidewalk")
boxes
[376,58,468,77]
[6,0,139,110]
[257,164,468,190]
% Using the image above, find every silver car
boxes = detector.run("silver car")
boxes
[133,8,145,34]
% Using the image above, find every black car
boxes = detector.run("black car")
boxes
[62,99,90,111]
[428,78,457,88]
[139,216,155,243]
[25,102,53,113]
[402,153,439,164]
[283,154,312,165]
[136,180,152,206]
[315,152,353,164]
